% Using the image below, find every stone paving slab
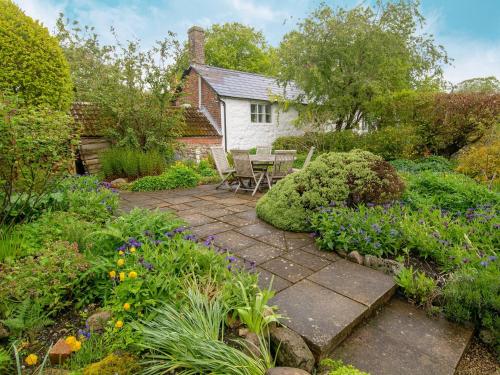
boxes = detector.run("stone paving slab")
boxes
[282,249,332,271]
[308,260,396,308]
[330,298,474,375]
[257,268,292,293]
[212,230,259,251]
[237,243,283,265]
[272,279,368,358]
[260,257,315,283]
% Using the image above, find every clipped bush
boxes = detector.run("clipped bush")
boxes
[131,163,200,192]
[100,148,167,180]
[256,150,405,231]
[0,0,72,109]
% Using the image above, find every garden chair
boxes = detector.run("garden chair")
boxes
[268,150,296,187]
[293,146,315,172]
[210,146,235,190]
[231,149,265,196]
[256,146,272,155]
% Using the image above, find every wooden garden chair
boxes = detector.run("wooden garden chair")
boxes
[268,150,296,187]
[210,146,235,190]
[293,146,315,172]
[256,146,272,155]
[231,149,265,196]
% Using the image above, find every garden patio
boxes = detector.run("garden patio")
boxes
[120,185,474,375]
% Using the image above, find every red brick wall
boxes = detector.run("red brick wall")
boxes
[180,69,221,129]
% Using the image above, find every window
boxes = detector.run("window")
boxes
[251,103,272,123]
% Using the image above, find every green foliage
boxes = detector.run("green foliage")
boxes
[0,1,73,110]
[100,148,168,180]
[0,241,90,328]
[256,150,405,231]
[273,126,421,160]
[320,359,370,375]
[395,266,436,306]
[81,352,139,375]
[391,156,455,173]
[443,264,500,355]
[278,2,447,130]
[131,163,200,191]
[0,347,10,373]
[455,76,500,93]
[205,23,278,75]
[56,16,184,152]
[0,96,78,225]
[402,171,499,213]
[456,138,499,189]
[136,287,270,375]
[0,228,28,262]
[0,299,53,340]
[236,282,281,335]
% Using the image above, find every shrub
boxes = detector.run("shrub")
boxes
[443,263,500,355]
[131,163,200,192]
[0,241,90,322]
[402,171,499,213]
[0,96,78,224]
[395,266,437,306]
[0,1,72,110]
[100,148,167,180]
[256,150,404,231]
[456,139,499,189]
[320,359,369,375]
[83,353,139,375]
[391,156,455,173]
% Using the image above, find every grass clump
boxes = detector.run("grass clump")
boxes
[100,148,167,180]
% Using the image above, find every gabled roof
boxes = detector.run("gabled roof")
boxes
[190,64,303,102]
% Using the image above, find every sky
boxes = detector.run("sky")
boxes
[14,0,500,84]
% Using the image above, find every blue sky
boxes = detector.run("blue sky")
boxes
[15,0,500,84]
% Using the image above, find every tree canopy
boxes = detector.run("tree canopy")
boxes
[455,76,500,93]
[277,0,449,130]
[0,0,73,110]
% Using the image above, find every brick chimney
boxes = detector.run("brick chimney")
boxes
[188,26,205,65]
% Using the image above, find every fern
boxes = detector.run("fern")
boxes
[1,300,53,339]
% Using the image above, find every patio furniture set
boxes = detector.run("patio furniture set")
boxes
[211,146,315,196]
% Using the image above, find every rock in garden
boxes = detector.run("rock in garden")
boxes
[364,255,403,275]
[110,178,127,188]
[266,367,311,375]
[243,331,262,358]
[270,326,315,372]
[0,323,9,339]
[49,339,72,365]
[347,250,364,265]
[86,311,112,332]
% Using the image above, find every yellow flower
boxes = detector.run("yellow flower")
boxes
[118,250,124,256]
[128,271,138,279]
[65,336,82,352]
[115,320,124,329]
[109,270,116,279]
[25,354,38,366]
[123,302,131,311]
[130,246,136,253]
[119,272,125,282]
[117,258,125,267]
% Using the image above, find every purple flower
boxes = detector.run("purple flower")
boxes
[371,224,381,234]
[203,235,215,246]
[462,258,470,264]
[479,261,489,267]
[226,256,237,263]
[164,231,173,238]
[367,203,375,208]
[78,328,91,339]
[184,234,197,241]
[488,255,497,261]
[173,226,186,233]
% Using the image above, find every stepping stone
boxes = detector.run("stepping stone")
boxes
[238,243,283,265]
[307,260,396,308]
[257,268,292,293]
[282,249,332,271]
[212,230,259,251]
[191,222,234,238]
[260,257,314,283]
[272,279,367,358]
[330,298,474,375]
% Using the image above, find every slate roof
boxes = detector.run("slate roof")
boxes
[190,64,303,102]
[181,107,221,137]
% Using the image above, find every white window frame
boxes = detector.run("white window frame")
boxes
[250,103,272,123]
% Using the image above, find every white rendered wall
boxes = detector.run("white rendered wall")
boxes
[221,97,304,150]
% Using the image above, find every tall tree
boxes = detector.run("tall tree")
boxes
[455,76,500,93]
[277,0,449,130]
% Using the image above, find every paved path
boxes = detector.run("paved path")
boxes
[120,184,472,374]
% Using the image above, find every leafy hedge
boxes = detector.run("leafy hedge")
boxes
[256,150,405,231]
[0,0,73,109]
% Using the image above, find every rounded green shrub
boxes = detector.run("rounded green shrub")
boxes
[256,150,405,231]
[0,0,73,109]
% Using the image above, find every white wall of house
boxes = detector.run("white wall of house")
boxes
[221,97,304,150]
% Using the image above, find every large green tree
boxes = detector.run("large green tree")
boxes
[0,0,73,110]
[455,76,500,93]
[277,0,448,130]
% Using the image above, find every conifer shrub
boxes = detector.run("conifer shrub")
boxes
[256,150,405,231]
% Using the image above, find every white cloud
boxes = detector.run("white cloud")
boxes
[14,0,66,33]
[441,36,500,84]
[227,0,287,23]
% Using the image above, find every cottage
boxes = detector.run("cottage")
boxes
[178,26,304,156]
